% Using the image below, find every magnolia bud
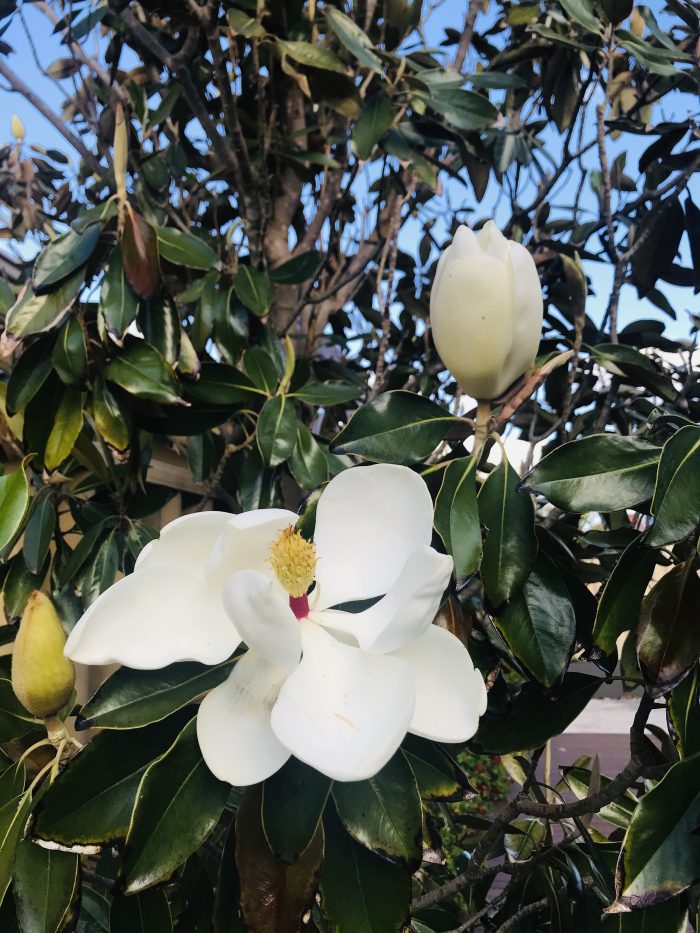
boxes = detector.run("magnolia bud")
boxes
[430,222,543,400]
[12,592,75,719]
[11,114,25,142]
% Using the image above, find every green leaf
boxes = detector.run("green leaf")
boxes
[0,792,33,904]
[320,803,410,933]
[637,559,700,698]
[277,39,346,73]
[5,269,84,338]
[105,341,181,405]
[262,758,332,863]
[646,426,700,547]
[76,887,111,933]
[155,227,220,271]
[227,7,265,37]
[668,669,700,759]
[110,889,173,933]
[402,735,472,802]
[269,252,322,285]
[592,539,657,655]
[138,297,180,365]
[79,530,119,605]
[32,713,193,847]
[13,841,79,933]
[557,0,601,32]
[5,338,54,414]
[478,455,537,610]
[100,249,139,342]
[293,380,362,406]
[52,316,87,386]
[237,785,324,933]
[213,820,244,933]
[333,752,422,869]
[353,92,395,159]
[92,375,130,452]
[590,344,677,403]
[33,224,100,293]
[472,673,601,754]
[0,679,37,741]
[185,363,259,406]
[563,762,636,828]
[77,661,234,730]
[44,388,84,471]
[22,494,56,575]
[331,391,455,465]
[426,88,498,131]
[242,348,279,394]
[612,753,700,910]
[523,434,661,512]
[120,718,230,893]
[434,457,482,578]
[504,819,547,861]
[234,266,273,317]
[325,7,383,71]
[122,211,160,300]
[257,396,299,467]
[0,460,31,553]
[289,424,328,490]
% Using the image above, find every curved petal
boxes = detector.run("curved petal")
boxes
[223,570,301,672]
[197,650,291,785]
[205,509,298,592]
[392,626,487,743]
[136,511,232,575]
[270,621,415,782]
[500,240,543,393]
[312,546,453,653]
[64,566,239,668]
[313,465,434,609]
[476,220,511,265]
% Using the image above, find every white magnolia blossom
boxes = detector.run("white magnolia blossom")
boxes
[430,221,543,400]
[65,464,487,784]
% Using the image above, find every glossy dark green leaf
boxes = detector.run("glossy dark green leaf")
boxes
[293,381,362,406]
[602,0,633,24]
[558,0,601,31]
[478,455,537,610]
[236,785,324,933]
[22,494,56,575]
[646,425,700,547]
[33,224,100,293]
[0,461,30,553]
[76,886,110,932]
[13,841,79,933]
[0,759,25,806]
[212,821,244,933]
[331,391,455,465]
[612,753,700,911]
[100,249,139,341]
[563,762,636,828]
[105,342,181,405]
[503,818,547,861]
[77,660,234,730]
[0,679,36,742]
[52,316,87,385]
[138,296,180,365]
[427,88,499,130]
[110,889,172,933]
[32,713,192,847]
[262,757,332,864]
[289,424,328,490]
[434,457,482,578]
[592,539,657,655]
[120,718,230,893]
[472,673,601,754]
[44,388,84,471]
[5,270,84,338]
[668,669,700,759]
[122,211,160,300]
[185,363,259,406]
[325,7,382,70]
[402,735,471,802]
[277,39,345,73]
[333,752,421,869]
[603,897,688,932]
[352,92,394,159]
[269,251,322,285]
[320,803,410,933]
[243,348,279,394]
[234,266,273,317]
[92,375,130,451]
[523,434,661,512]
[5,338,54,414]
[637,559,700,698]
[79,530,119,605]
[495,554,576,688]
[155,227,219,271]
[590,344,677,403]
[0,792,32,904]
[257,396,299,467]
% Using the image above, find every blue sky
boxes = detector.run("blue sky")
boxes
[1,1,698,338]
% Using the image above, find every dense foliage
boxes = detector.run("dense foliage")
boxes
[0,0,699,929]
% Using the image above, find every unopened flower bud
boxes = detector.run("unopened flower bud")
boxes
[12,592,75,718]
[11,114,25,142]
[430,222,543,400]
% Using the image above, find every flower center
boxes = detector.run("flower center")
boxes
[269,525,317,600]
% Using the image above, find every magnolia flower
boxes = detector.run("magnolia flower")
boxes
[430,221,543,400]
[65,465,486,784]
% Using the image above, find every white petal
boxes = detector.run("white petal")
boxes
[312,547,453,653]
[223,570,301,672]
[313,465,434,609]
[136,511,232,574]
[64,566,239,668]
[393,626,487,743]
[270,621,415,782]
[476,220,510,264]
[449,225,481,261]
[197,651,291,785]
[500,241,543,393]
[205,509,298,592]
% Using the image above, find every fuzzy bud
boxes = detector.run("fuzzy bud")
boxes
[12,592,75,719]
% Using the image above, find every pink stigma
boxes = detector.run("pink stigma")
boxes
[289,594,310,620]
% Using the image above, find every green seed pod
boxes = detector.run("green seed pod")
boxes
[12,592,75,719]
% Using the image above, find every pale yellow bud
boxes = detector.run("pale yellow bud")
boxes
[12,592,75,718]
[630,7,645,36]
[269,526,317,597]
[11,114,25,142]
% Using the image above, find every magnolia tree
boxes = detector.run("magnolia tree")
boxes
[0,0,699,930]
